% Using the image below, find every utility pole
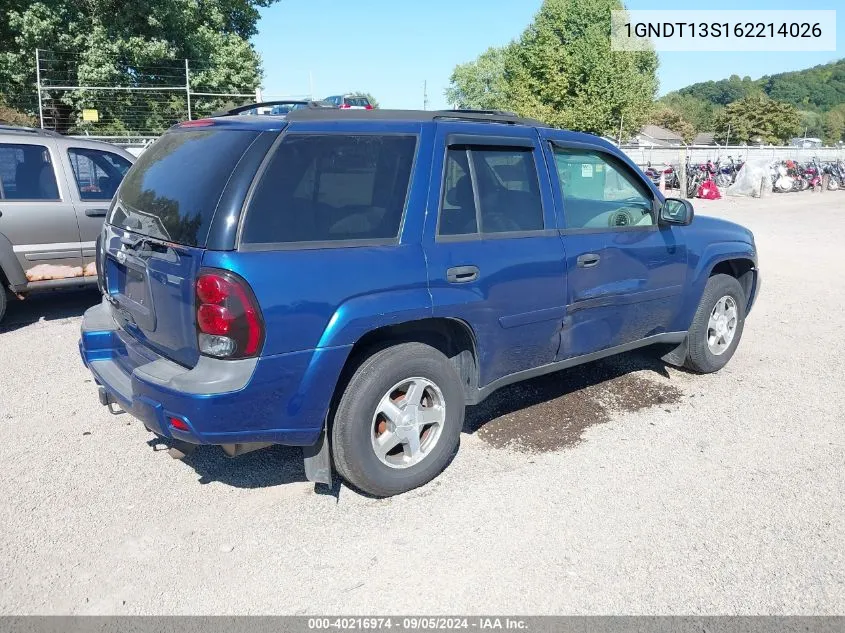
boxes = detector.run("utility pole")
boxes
[423,81,428,111]
[725,123,731,148]
[35,49,44,129]
[617,115,623,145]
[185,58,192,120]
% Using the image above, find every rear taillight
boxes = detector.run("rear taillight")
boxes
[195,270,264,359]
[365,104,373,110]
[340,103,352,109]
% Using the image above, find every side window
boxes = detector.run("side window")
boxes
[552,147,654,229]
[241,134,417,245]
[438,149,477,236]
[438,146,544,237]
[0,143,60,201]
[68,148,132,201]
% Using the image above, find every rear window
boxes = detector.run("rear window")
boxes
[241,134,417,246]
[109,129,259,246]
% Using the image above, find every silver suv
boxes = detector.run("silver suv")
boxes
[0,125,135,323]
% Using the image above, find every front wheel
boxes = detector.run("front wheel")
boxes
[331,342,465,497]
[0,288,7,325]
[684,274,747,373]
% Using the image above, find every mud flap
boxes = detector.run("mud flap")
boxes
[661,336,688,367]
[303,424,332,486]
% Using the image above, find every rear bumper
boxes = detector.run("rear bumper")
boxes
[79,299,349,447]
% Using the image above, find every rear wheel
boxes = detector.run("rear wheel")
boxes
[331,342,464,497]
[684,274,747,373]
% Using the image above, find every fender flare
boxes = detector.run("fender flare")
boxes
[314,287,435,349]
[691,241,758,286]
[675,240,757,331]
[0,232,26,291]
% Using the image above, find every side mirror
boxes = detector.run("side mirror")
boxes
[659,198,694,226]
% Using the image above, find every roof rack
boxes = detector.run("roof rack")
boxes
[0,124,61,137]
[283,108,545,127]
[213,100,336,117]
[433,109,544,126]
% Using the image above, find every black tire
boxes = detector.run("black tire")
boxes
[684,273,747,373]
[0,287,7,325]
[331,342,465,497]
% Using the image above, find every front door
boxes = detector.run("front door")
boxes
[543,141,687,359]
[423,124,568,387]
[0,139,82,283]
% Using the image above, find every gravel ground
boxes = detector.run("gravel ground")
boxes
[1,193,843,615]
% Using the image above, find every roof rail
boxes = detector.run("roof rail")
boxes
[0,124,61,137]
[213,100,336,117]
[432,109,544,126]
[283,108,545,126]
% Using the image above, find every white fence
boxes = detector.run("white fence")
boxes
[621,144,845,169]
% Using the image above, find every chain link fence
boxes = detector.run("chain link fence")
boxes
[30,49,269,144]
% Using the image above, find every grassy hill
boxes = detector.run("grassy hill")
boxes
[669,59,845,113]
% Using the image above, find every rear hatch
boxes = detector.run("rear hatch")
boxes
[101,126,261,368]
[342,96,372,109]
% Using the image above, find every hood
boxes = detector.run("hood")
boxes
[692,215,755,246]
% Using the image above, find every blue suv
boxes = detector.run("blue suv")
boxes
[79,108,760,496]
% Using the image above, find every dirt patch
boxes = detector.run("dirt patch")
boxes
[466,353,683,453]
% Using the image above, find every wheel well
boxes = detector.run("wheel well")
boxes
[710,258,755,307]
[334,318,479,406]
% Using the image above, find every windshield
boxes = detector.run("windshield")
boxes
[109,129,259,246]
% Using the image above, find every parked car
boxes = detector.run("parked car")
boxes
[78,108,760,497]
[220,100,336,117]
[0,125,135,323]
[323,94,374,109]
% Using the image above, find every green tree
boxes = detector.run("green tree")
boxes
[0,0,277,133]
[349,92,380,109]
[657,93,722,133]
[648,106,694,143]
[714,95,801,145]
[503,0,658,136]
[444,46,510,110]
[0,94,35,125]
[798,110,824,139]
[823,106,845,145]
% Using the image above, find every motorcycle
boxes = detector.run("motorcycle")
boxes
[772,164,794,193]
[644,162,679,190]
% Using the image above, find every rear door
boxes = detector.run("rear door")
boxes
[0,138,83,283]
[63,145,133,276]
[423,123,567,387]
[543,138,687,359]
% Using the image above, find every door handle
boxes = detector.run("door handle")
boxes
[85,208,109,217]
[446,265,479,283]
[577,253,601,268]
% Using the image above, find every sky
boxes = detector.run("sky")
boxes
[252,0,843,110]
